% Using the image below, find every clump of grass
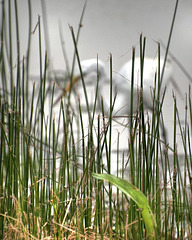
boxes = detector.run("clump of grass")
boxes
[0,0,191,239]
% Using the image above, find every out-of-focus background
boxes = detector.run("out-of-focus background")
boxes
[2,0,192,154]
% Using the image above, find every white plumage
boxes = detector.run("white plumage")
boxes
[64,57,172,117]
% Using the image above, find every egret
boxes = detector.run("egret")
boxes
[63,57,172,117]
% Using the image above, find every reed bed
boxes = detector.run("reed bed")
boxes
[0,0,191,239]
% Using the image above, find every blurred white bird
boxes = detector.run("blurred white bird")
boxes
[62,57,173,117]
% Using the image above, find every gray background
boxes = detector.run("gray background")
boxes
[3,0,192,154]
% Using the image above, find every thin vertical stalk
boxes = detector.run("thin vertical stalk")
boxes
[108,54,113,227]
[14,0,21,103]
[25,0,32,123]
[69,26,91,127]
[161,0,179,84]
[8,0,13,96]
[139,35,147,194]
[129,47,135,185]
[171,95,177,238]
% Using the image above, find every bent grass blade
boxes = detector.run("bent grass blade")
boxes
[92,173,157,239]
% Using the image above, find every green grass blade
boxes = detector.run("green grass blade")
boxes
[93,173,157,239]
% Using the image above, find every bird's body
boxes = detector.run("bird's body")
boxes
[65,57,172,117]
[115,57,172,115]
